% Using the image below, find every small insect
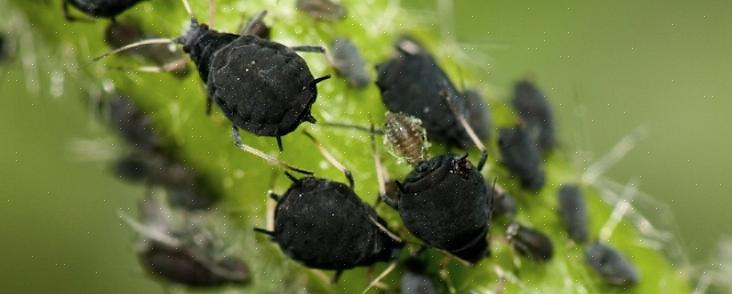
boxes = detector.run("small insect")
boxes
[104,21,190,78]
[63,0,143,21]
[328,38,370,88]
[95,4,330,151]
[490,184,517,218]
[241,132,402,281]
[512,80,556,153]
[498,126,546,191]
[383,112,429,165]
[123,194,250,287]
[376,91,492,264]
[376,37,486,149]
[557,184,589,243]
[506,222,554,262]
[585,242,639,286]
[401,257,436,294]
[463,89,492,141]
[296,0,347,21]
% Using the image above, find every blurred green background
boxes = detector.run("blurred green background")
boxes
[1,0,730,293]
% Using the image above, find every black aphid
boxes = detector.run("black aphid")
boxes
[585,242,639,286]
[401,258,436,294]
[376,97,491,264]
[512,80,556,153]
[557,184,589,243]
[240,11,271,40]
[96,5,330,150]
[383,112,429,165]
[245,132,402,280]
[296,0,347,21]
[490,184,517,218]
[376,37,487,149]
[63,0,143,20]
[105,94,163,153]
[105,21,190,78]
[506,223,554,262]
[124,194,250,287]
[498,126,546,191]
[328,38,370,88]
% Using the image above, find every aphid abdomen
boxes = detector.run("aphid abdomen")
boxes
[67,0,143,18]
[557,184,589,243]
[180,21,239,83]
[585,243,639,286]
[400,155,489,263]
[512,80,556,153]
[498,127,546,190]
[208,36,317,136]
[384,112,427,164]
[274,178,399,270]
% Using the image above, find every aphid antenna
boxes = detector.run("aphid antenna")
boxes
[179,0,194,19]
[242,10,268,36]
[367,216,402,243]
[581,126,648,185]
[598,178,639,242]
[440,84,488,170]
[232,127,313,175]
[321,121,385,135]
[302,130,354,188]
[117,211,181,248]
[362,262,398,294]
[93,38,176,62]
[208,0,217,28]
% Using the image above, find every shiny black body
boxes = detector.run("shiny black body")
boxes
[506,223,554,262]
[267,177,401,270]
[557,184,589,243]
[498,127,545,190]
[180,21,321,137]
[65,0,143,18]
[585,243,639,286]
[512,80,556,153]
[392,155,490,263]
[140,241,250,287]
[401,258,435,294]
[376,39,483,149]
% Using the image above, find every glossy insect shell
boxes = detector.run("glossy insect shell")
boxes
[498,127,546,190]
[585,243,639,286]
[557,184,589,243]
[399,155,489,263]
[181,22,319,137]
[506,223,554,262]
[66,0,143,18]
[376,41,476,149]
[140,241,250,287]
[272,177,401,270]
[512,80,556,153]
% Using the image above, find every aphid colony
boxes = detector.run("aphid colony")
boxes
[73,0,641,291]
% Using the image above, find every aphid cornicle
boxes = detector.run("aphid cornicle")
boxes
[63,0,143,20]
[376,95,492,264]
[105,21,190,78]
[328,38,370,88]
[557,184,589,243]
[401,258,436,294]
[506,223,554,262]
[512,80,556,153]
[97,6,330,150]
[585,242,639,286]
[126,194,250,287]
[376,37,486,149]
[498,126,546,190]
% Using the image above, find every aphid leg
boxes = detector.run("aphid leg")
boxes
[368,216,402,243]
[302,130,354,187]
[253,227,275,237]
[312,75,332,86]
[276,136,284,152]
[93,38,176,62]
[205,96,213,115]
[231,126,313,175]
[242,10,268,36]
[362,262,397,294]
[291,45,326,53]
[441,86,488,171]
[62,0,92,22]
[331,270,343,283]
[321,121,385,134]
[267,191,280,202]
[370,123,399,208]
